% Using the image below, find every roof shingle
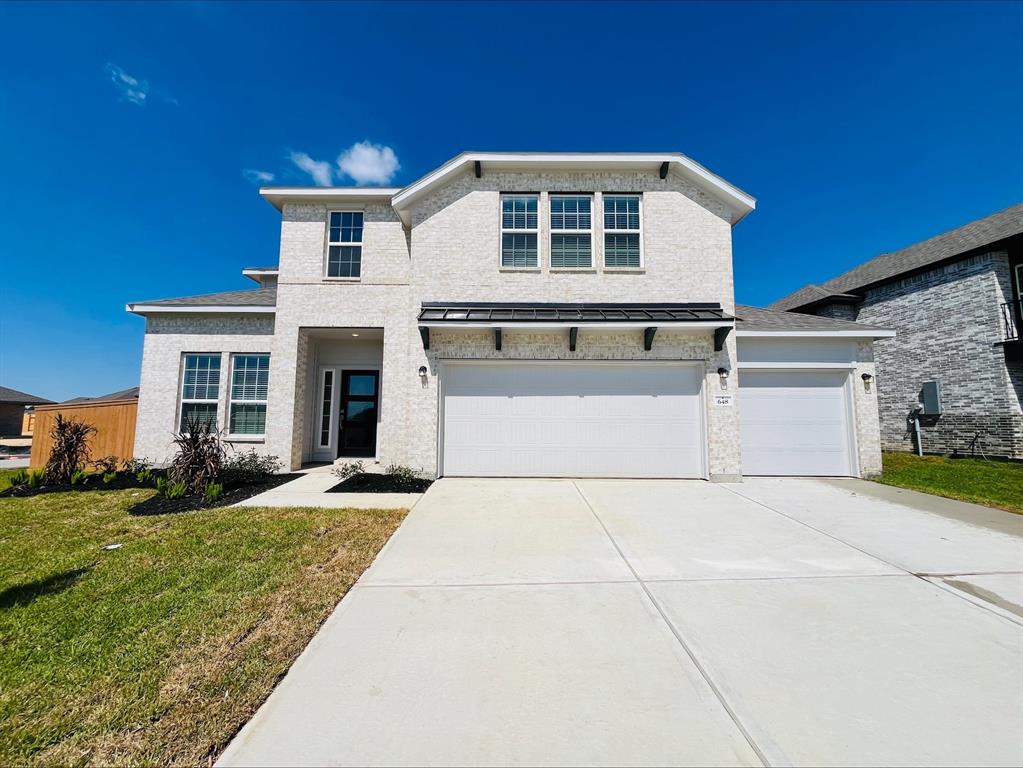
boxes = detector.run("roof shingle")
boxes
[0,386,54,405]
[735,304,891,333]
[129,287,277,309]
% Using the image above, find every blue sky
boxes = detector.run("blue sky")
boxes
[1,1,1020,401]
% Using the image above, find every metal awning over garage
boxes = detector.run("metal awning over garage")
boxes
[418,302,735,351]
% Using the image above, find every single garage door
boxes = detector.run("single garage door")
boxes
[441,362,705,478]
[739,369,855,476]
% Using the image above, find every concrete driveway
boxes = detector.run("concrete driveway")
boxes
[218,478,1023,767]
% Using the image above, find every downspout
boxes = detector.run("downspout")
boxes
[912,405,924,456]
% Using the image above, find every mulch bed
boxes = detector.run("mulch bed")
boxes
[127,473,303,516]
[0,473,153,498]
[327,473,433,494]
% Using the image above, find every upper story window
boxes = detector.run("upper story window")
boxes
[550,195,592,269]
[229,354,270,436]
[603,195,642,268]
[501,194,538,268]
[180,354,221,431]
[327,211,363,278]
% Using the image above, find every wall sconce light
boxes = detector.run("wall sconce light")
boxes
[717,367,730,390]
[861,372,873,393]
[418,365,428,378]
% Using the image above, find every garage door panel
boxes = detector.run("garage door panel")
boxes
[441,363,704,478]
[740,370,854,477]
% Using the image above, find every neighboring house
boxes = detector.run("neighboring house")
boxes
[127,152,892,480]
[771,204,1023,459]
[0,386,54,437]
[29,387,140,469]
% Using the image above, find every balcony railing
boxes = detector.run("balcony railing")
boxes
[1002,299,1022,341]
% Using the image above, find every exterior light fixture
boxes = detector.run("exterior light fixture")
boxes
[418,365,428,378]
[717,367,730,390]
[861,372,873,393]
[351,332,360,337]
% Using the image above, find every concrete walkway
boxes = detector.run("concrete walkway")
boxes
[234,464,423,510]
[219,478,1023,767]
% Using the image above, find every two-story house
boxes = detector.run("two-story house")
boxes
[771,204,1023,459]
[128,152,892,480]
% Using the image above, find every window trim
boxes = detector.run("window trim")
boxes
[549,193,594,270]
[602,193,644,270]
[227,353,270,439]
[178,353,222,433]
[499,193,541,271]
[325,209,364,281]
[317,367,336,450]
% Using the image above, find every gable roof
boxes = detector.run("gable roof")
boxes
[127,287,277,315]
[772,203,1023,311]
[734,304,893,336]
[61,387,139,405]
[0,386,54,405]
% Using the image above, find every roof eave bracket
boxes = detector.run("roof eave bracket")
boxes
[714,326,731,352]
[474,160,482,178]
[644,327,657,351]
[495,327,502,351]
[659,161,669,179]
[569,327,578,352]
[419,326,430,350]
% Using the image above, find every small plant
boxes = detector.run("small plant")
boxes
[136,468,153,484]
[70,469,89,486]
[163,479,187,500]
[170,417,225,495]
[155,477,168,495]
[221,449,283,485]
[102,471,118,485]
[385,464,426,491]
[332,460,365,482]
[122,458,152,476]
[8,469,28,487]
[45,414,96,484]
[25,469,46,488]
[203,482,224,503]
[94,455,120,475]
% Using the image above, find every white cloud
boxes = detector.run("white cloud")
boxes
[289,151,334,186]
[243,169,275,184]
[337,141,400,185]
[105,63,149,106]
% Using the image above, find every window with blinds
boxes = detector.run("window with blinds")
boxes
[180,354,221,431]
[550,195,592,268]
[327,211,363,278]
[603,195,642,268]
[500,194,539,268]
[229,354,270,436]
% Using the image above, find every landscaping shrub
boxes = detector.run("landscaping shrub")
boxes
[102,471,118,485]
[25,469,46,488]
[136,468,153,485]
[332,460,365,482]
[163,479,187,500]
[8,469,28,487]
[45,415,97,484]
[221,448,283,485]
[122,458,152,475]
[170,418,225,495]
[155,477,169,495]
[203,482,224,503]
[93,455,120,475]
[70,469,88,487]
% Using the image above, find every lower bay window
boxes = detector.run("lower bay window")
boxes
[229,354,270,437]
[180,354,222,431]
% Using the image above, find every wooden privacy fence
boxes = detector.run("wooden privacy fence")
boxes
[30,399,138,469]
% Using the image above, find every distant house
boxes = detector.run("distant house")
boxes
[771,204,1022,459]
[29,387,139,469]
[0,386,54,438]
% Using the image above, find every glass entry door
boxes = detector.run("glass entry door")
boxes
[338,371,378,457]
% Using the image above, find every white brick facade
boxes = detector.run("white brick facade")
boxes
[132,154,885,479]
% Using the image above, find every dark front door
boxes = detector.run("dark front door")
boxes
[338,370,379,458]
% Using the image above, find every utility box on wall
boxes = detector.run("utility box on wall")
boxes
[920,380,942,416]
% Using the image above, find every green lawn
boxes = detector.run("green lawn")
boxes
[0,488,407,766]
[0,467,25,492]
[877,452,1023,514]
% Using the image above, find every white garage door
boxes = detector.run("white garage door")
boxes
[739,369,855,476]
[441,362,705,478]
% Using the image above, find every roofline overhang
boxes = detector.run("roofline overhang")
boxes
[126,304,276,316]
[390,152,756,227]
[242,267,279,284]
[419,320,733,330]
[736,329,896,338]
[259,186,400,212]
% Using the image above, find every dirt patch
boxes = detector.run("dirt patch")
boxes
[327,473,433,494]
[128,474,303,515]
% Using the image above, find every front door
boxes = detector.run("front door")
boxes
[338,370,378,458]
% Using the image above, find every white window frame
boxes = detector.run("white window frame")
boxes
[227,353,270,439]
[602,194,644,270]
[179,353,222,433]
[499,193,540,270]
[549,194,594,270]
[325,210,364,280]
[317,367,336,450]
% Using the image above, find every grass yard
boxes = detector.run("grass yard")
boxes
[0,488,407,766]
[877,452,1023,514]
[0,467,25,492]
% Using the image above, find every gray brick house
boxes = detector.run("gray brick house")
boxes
[127,151,892,479]
[771,204,1023,459]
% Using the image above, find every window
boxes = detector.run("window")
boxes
[327,211,363,278]
[603,195,642,268]
[180,354,221,431]
[550,195,592,268]
[500,194,538,268]
[229,354,270,436]
[319,369,334,448]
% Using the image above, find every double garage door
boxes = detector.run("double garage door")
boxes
[441,362,705,478]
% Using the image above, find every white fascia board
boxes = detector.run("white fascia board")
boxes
[736,361,857,370]
[390,152,756,226]
[259,186,400,211]
[242,268,279,284]
[736,329,896,338]
[126,304,276,316]
[420,320,733,330]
